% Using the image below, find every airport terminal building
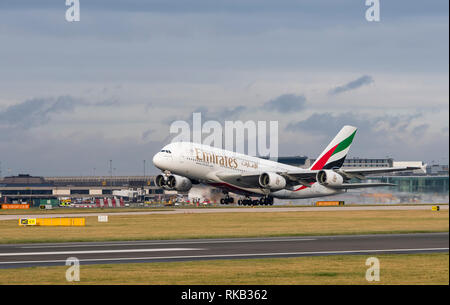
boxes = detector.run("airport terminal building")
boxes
[0,174,164,205]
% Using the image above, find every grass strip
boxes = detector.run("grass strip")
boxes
[0,253,447,285]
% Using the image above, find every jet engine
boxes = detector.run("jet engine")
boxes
[166,174,193,192]
[316,170,344,186]
[258,172,286,190]
[155,174,168,188]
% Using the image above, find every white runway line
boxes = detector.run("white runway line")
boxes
[18,238,316,248]
[0,247,447,265]
[0,248,204,257]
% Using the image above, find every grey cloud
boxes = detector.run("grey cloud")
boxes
[0,95,121,131]
[144,103,153,113]
[159,105,248,143]
[217,106,247,120]
[286,112,357,135]
[1,2,447,85]
[165,94,307,130]
[0,96,80,129]
[172,105,247,125]
[0,96,82,143]
[263,94,306,113]
[284,112,433,160]
[412,124,430,136]
[285,112,422,135]
[0,132,165,176]
[141,128,155,141]
[0,98,45,126]
[328,75,374,96]
[94,98,121,107]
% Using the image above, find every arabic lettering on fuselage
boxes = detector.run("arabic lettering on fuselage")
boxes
[240,159,258,169]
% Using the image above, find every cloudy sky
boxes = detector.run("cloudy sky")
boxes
[0,0,448,176]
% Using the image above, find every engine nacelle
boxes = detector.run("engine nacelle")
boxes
[166,174,193,192]
[259,172,286,190]
[155,174,168,188]
[316,170,344,186]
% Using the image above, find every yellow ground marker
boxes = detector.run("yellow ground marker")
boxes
[19,218,85,226]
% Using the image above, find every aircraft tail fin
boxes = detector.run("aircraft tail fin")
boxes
[309,125,357,170]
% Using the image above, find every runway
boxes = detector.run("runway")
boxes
[0,232,447,269]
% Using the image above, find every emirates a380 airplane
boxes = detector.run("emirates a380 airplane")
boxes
[153,125,418,205]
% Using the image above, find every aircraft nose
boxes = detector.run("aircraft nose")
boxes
[152,152,162,169]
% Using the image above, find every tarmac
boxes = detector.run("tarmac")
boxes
[0,232,448,269]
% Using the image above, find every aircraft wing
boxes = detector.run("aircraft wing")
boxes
[216,171,317,189]
[215,171,262,188]
[325,183,396,189]
[280,166,421,182]
[335,166,422,179]
[215,167,420,189]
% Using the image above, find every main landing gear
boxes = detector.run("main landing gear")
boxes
[237,196,274,206]
[220,195,234,205]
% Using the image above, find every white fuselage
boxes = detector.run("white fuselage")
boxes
[153,142,343,199]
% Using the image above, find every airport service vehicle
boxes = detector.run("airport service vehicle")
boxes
[153,125,419,205]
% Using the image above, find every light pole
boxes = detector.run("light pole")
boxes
[143,160,146,178]
[143,160,147,202]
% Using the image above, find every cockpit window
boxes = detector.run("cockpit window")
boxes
[161,149,172,154]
